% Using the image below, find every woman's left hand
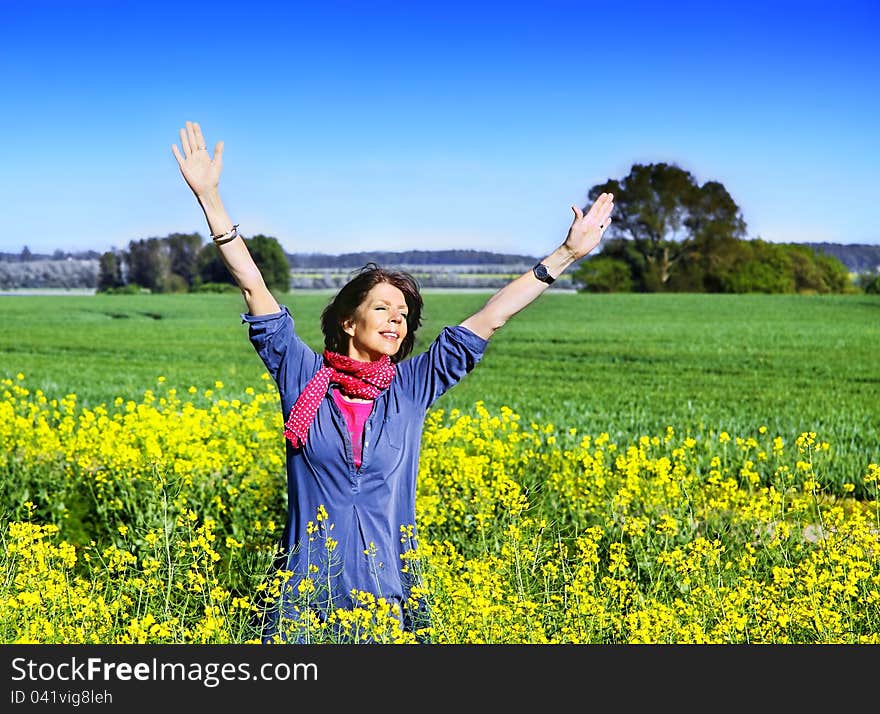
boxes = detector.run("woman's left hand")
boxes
[564,192,615,260]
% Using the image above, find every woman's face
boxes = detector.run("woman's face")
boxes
[342,282,409,361]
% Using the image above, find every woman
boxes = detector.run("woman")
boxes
[172,120,614,642]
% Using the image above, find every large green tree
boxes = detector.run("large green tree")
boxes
[97,250,124,291]
[586,162,746,291]
[121,234,200,293]
[125,237,170,292]
[247,234,291,294]
[197,234,291,295]
[166,232,202,289]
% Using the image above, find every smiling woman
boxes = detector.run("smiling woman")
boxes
[320,266,421,363]
[171,119,614,643]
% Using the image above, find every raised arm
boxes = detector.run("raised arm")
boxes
[459,192,614,340]
[171,120,281,317]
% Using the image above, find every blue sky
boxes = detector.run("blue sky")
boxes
[2,0,877,257]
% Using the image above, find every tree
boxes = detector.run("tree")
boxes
[572,255,633,292]
[196,243,233,286]
[687,239,850,294]
[122,234,204,293]
[706,239,796,294]
[197,234,291,295]
[166,232,203,289]
[861,273,880,294]
[246,234,291,294]
[790,245,851,293]
[97,250,124,291]
[125,237,170,292]
[588,163,746,291]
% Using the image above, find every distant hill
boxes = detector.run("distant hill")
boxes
[286,244,880,273]
[287,245,880,273]
[802,243,880,273]
[286,249,540,268]
[0,248,536,265]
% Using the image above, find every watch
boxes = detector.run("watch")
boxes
[532,262,555,285]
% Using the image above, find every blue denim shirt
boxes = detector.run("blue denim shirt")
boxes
[240,304,488,640]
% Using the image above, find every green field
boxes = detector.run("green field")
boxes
[2,291,878,489]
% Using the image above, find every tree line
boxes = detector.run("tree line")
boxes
[97,233,291,295]
[65,161,879,297]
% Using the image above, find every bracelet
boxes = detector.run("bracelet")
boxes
[211,224,240,245]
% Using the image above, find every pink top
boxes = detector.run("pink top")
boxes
[331,389,374,468]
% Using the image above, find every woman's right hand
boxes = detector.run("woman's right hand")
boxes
[171,120,223,198]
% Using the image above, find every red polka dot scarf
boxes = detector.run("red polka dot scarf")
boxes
[283,350,396,448]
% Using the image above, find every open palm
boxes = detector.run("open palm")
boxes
[171,121,223,198]
[565,192,615,259]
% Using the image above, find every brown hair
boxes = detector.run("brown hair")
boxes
[320,263,423,363]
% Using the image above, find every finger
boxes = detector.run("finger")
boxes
[179,128,192,155]
[186,121,199,152]
[594,195,614,218]
[585,198,604,220]
[571,205,584,221]
[171,144,184,166]
[193,122,207,151]
[214,140,224,162]
[601,216,613,232]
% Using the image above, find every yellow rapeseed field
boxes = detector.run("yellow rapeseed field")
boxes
[1,373,878,643]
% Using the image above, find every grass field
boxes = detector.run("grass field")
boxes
[3,290,880,643]
[2,290,877,490]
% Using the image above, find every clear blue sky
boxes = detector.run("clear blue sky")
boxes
[2,0,877,256]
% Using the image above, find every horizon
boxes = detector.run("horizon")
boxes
[2,0,878,256]
[6,238,879,264]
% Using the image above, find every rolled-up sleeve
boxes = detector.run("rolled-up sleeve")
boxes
[398,325,488,410]
[240,304,321,397]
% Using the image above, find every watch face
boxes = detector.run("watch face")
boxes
[534,263,553,282]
